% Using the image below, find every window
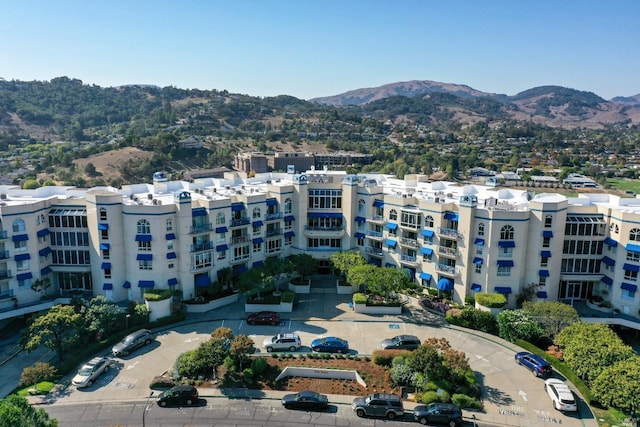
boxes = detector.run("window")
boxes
[615,224,619,234]
[284,198,292,214]
[14,240,27,253]
[475,263,481,274]
[104,268,111,279]
[100,208,107,221]
[137,219,151,234]
[168,262,174,269]
[16,259,29,271]
[478,223,485,236]
[193,252,212,269]
[234,245,250,260]
[138,241,152,251]
[167,240,174,250]
[357,236,364,246]
[253,242,262,253]
[253,207,261,219]
[308,189,342,209]
[216,213,225,225]
[624,270,638,282]
[497,265,511,276]
[389,209,398,221]
[424,235,433,245]
[102,249,110,259]
[627,251,640,262]
[630,228,640,241]
[498,247,513,258]
[101,229,109,240]
[541,256,549,267]
[217,249,227,260]
[18,277,32,287]
[542,237,551,248]
[266,239,282,254]
[284,220,292,231]
[476,246,483,255]
[544,215,553,228]
[166,219,173,231]
[425,215,434,228]
[253,224,262,234]
[139,260,153,270]
[285,235,293,246]
[358,199,365,214]
[12,219,26,233]
[622,288,636,301]
[500,225,514,240]
[400,211,421,228]
[217,232,226,243]
[539,276,547,287]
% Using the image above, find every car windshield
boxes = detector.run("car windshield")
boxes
[78,366,92,375]
[392,336,401,344]
[365,396,372,404]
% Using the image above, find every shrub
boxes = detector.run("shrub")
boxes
[497,309,542,342]
[243,368,254,379]
[280,290,295,303]
[150,376,176,389]
[419,391,440,404]
[143,289,174,301]
[353,293,367,304]
[475,293,507,308]
[372,349,410,367]
[251,357,268,376]
[452,393,483,410]
[464,295,475,305]
[390,362,414,387]
[223,356,236,372]
[446,308,469,327]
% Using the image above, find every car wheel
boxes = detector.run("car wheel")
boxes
[516,358,521,365]
[448,421,458,427]
[123,351,129,356]
[266,347,273,352]
[356,409,365,418]
[336,349,343,354]
[145,339,151,345]
[289,346,297,352]
[533,369,539,377]
[88,379,94,386]
[419,417,428,425]
[186,399,193,406]
[387,411,396,420]
[159,401,167,407]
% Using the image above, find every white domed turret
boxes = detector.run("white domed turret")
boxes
[153,171,168,183]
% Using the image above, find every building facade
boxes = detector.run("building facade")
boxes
[1,171,639,321]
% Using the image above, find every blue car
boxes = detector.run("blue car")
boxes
[514,351,552,377]
[311,336,349,353]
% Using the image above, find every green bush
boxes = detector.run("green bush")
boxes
[464,295,475,305]
[475,293,507,308]
[242,368,254,379]
[426,288,439,296]
[372,349,410,367]
[452,393,483,409]
[353,293,367,304]
[280,290,295,303]
[251,357,268,376]
[150,376,177,389]
[144,289,174,301]
[419,391,440,404]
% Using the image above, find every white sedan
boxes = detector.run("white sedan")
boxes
[544,378,577,412]
[71,356,111,388]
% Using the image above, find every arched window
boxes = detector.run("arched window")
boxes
[216,213,225,225]
[12,219,26,233]
[424,215,434,228]
[500,225,514,240]
[630,228,640,241]
[165,219,173,231]
[358,199,365,214]
[389,209,398,221]
[99,208,107,221]
[253,207,261,219]
[544,215,553,228]
[137,219,151,234]
[478,223,485,236]
[284,198,292,214]
[615,224,620,234]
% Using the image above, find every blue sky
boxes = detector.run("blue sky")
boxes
[1,1,638,100]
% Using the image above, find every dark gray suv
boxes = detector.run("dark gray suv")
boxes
[380,335,421,350]
[413,402,463,426]
[351,393,404,419]
[112,329,155,357]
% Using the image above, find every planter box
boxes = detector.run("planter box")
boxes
[245,301,293,313]
[586,300,613,314]
[337,283,358,295]
[185,293,239,313]
[146,297,172,322]
[288,281,310,294]
[475,301,502,316]
[353,304,403,315]
[275,366,366,387]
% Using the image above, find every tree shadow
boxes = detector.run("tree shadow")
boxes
[476,372,514,406]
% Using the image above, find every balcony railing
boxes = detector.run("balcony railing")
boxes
[400,254,418,265]
[266,229,282,237]
[399,237,419,248]
[190,241,214,252]
[190,262,213,271]
[366,230,383,238]
[366,246,384,257]
[437,227,463,239]
[230,217,251,227]
[367,215,385,223]
[435,263,460,276]
[0,270,12,280]
[305,225,344,231]
[190,223,213,234]
[0,250,9,260]
[265,212,283,221]
[400,222,421,230]
[231,235,250,244]
[232,253,251,262]
[437,246,459,257]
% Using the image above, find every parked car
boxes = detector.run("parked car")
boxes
[263,333,301,352]
[247,311,281,325]
[351,393,404,419]
[281,391,329,410]
[112,329,156,357]
[514,351,552,377]
[544,378,577,412]
[413,402,463,426]
[310,336,349,353]
[71,356,111,388]
[380,335,421,350]
[156,385,199,407]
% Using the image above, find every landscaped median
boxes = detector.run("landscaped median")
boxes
[352,292,405,314]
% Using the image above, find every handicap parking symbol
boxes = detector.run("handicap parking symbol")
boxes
[388,324,400,329]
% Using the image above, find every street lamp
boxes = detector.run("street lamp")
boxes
[125,314,131,331]
[142,391,154,427]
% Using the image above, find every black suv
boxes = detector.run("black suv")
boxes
[156,385,199,407]
[413,402,463,426]
[351,393,404,419]
[112,329,155,357]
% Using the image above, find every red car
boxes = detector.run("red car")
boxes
[247,311,281,325]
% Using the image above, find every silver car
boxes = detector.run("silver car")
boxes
[72,356,111,388]
[112,329,155,357]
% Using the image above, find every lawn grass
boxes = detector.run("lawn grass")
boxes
[591,406,632,427]
[15,381,56,397]
[606,178,640,194]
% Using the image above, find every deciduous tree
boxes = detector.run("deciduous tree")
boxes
[592,356,640,414]
[522,301,579,339]
[22,305,82,361]
[0,395,58,427]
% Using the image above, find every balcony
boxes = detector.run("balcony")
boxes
[366,230,383,239]
[0,250,9,260]
[232,253,251,263]
[265,212,283,221]
[190,262,213,271]
[190,241,214,252]
[231,235,250,245]
[400,254,418,265]
[304,225,345,238]
[400,222,421,230]
[437,227,463,239]
[367,215,385,224]
[266,228,282,237]
[435,263,460,277]
[437,246,459,258]
[190,223,213,234]
[230,217,251,227]
[399,237,419,248]
[366,246,384,257]
[0,270,12,280]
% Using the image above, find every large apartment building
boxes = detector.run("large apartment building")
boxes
[1,170,639,321]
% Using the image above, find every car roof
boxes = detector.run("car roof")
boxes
[86,356,106,366]
[395,335,419,340]
[546,379,573,395]
[518,352,549,364]
[171,385,196,391]
[298,390,321,398]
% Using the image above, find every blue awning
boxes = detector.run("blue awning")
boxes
[385,239,397,248]
[536,291,548,298]
[192,208,207,217]
[419,272,432,281]
[167,252,177,259]
[135,234,152,242]
[354,232,366,239]
[233,264,248,274]
[253,261,264,268]
[539,269,550,277]
[100,243,110,250]
[471,283,482,291]
[355,216,366,223]
[307,212,343,219]
[624,263,640,272]
[252,220,264,227]
[474,238,485,246]
[16,272,33,281]
[602,256,615,266]
[604,237,618,247]
[166,233,176,240]
[168,278,178,286]
[422,229,434,237]
[498,241,515,248]
[101,262,111,269]
[15,253,31,261]
[473,257,483,265]
[216,244,229,252]
[266,198,278,206]
[136,253,153,261]
[497,260,514,267]
[385,262,395,268]
[215,226,228,233]
[36,228,50,237]
[373,199,384,208]
[138,280,155,288]
[421,247,433,255]
[231,202,245,212]
[601,276,613,285]
[543,230,554,238]
[98,223,109,230]
[626,243,640,253]
[103,283,113,290]
[284,215,295,222]
[284,231,295,238]
[40,266,52,275]
[12,234,28,242]
[495,286,512,294]
[38,247,51,256]
[621,283,638,292]
[123,281,131,289]
[541,250,552,258]
[253,237,264,244]
[385,222,398,230]
[437,278,454,291]
[444,212,459,221]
